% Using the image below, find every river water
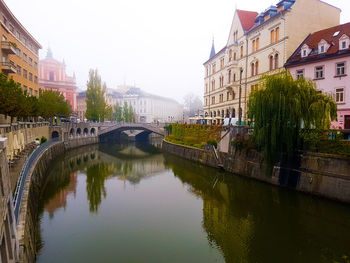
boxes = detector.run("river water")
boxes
[37,141,350,263]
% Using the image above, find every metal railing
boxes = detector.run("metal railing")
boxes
[13,138,60,223]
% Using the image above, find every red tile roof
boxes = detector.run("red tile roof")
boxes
[286,22,350,66]
[236,10,259,32]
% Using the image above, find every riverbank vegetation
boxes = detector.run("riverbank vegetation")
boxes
[165,124,221,148]
[247,72,349,174]
[0,73,70,121]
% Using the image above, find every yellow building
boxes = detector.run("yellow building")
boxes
[0,0,41,96]
[203,0,340,125]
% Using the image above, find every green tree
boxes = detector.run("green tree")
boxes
[85,69,107,122]
[248,72,337,175]
[128,104,135,123]
[114,103,123,122]
[123,101,129,122]
[38,89,70,119]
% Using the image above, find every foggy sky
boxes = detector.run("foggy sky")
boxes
[5,0,350,103]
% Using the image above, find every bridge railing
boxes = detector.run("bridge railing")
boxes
[13,138,60,224]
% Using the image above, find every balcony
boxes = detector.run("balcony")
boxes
[1,61,16,74]
[225,81,238,91]
[1,41,16,55]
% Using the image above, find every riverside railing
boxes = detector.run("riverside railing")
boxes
[13,138,60,224]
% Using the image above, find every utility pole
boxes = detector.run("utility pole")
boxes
[238,67,243,126]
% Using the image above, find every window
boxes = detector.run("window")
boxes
[336,62,345,76]
[270,30,275,44]
[212,96,215,105]
[302,49,307,57]
[49,71,54,81]
[296,69,304,79]
[276,27,280,41]
[255,61,259,75]
[228,69,231,83]
[227,92,230,100]
[315,66,324,79]
[252,39,256,53]
[274,54,279,69]
[29,73,33,81]
[240,46,243,58]
[205,98,208,106]
[335,88,344,103]
[23,69,27,79]
[219,94,223,103]
[23,85,27,91]
[205,83,208,93]
[229,49,232,61]
[234,52,236,60]
[23,53,27,62]
[29,88,33,96]
[17,65,21,75]
[342,41,347,49]
[251,63,255,76]
[34,62,38,69]
[206,66,209,77]
[269,55,273,70]
[211,79,215,90]
[212,64,216,74]
[233,73,236,82]
[251,84,259,92]
[256,38,259,50]
[220,58,224,69]
[320,45,325,53]
[29,58,32,66]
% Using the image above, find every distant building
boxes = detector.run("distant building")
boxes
[0,0,41,96]
[39,48,77,110]
[113,85,183,123]
[203,0,340,125]
[285,22,350,129]
[76,91,87,121]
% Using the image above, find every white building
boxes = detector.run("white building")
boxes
[110,86,183,123]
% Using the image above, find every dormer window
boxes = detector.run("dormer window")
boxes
[318,39,329,54]
[301,44,310,58]
[339,34,349,51]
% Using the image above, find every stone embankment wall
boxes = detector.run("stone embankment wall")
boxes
[0,122,49,160]
[162,140,350,203]
[16,136,98,263]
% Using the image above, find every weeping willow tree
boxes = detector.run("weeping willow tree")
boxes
[248,72,337,175]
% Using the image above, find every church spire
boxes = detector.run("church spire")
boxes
[46,47,53,58]
[209,38,216,59]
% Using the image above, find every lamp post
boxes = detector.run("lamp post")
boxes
[238,67,243,126]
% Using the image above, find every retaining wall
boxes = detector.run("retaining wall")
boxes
[162,140,350,203]
[16,136,98,263]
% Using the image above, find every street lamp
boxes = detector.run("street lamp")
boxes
[238,67,243,126]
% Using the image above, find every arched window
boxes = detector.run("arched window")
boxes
[270,30,275,44]
[214,111,216,117]
[229,49,232,61]
[252,40,256,53]
[255,61,259,75]
[256,38,260,50]
[232,108,236,118]
[276,27,280,41]
[251,63,255,76]
[234,52,236,60]
[274,54,279,69]
[269,55,274,70]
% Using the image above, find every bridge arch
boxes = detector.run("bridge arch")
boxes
[51,131,59,139]
[69,128,75,137]
[83,128,89,136]
[90,128,96,136]
[76,128,81,136]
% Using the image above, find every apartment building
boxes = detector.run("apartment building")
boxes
[285,22,350,129]
[203,0,340,125]
[0,0,41,96]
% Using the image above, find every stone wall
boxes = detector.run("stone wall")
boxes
[16,136,98,263]
[162,140,350,203]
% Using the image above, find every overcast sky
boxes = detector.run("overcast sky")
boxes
[4,0,350,103]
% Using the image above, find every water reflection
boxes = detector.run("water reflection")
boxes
[39,141,350,263]
[164,153,350,263]
[42,142,165,214]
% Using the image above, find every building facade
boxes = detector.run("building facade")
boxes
[203,0,340,125]
[0,0,41,96]
[285,22,350,129]
[76,91,87,121]
[39,49,77,111]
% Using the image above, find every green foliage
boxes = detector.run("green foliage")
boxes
[114,103,123,122]
[85,69,107,122]
[248,72,337,175]
[0,72,70,121]
[206,140,217,148]
[165,124,221,148]
[40,136,47,144]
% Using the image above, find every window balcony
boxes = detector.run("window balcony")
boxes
[1,61,17,74]
[1,41,16,55]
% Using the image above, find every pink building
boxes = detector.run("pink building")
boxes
[39,48,77,111]
[285,23,350,130]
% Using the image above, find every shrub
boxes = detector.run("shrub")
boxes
[40,136,47,144]
[207,140,217,148]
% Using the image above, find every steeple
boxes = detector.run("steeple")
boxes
[46,47,53,58]
[209,38,216,59]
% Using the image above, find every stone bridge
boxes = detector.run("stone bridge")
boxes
[49,122,165,141]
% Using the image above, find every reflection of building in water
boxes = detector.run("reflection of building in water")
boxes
[45,173,78,217]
